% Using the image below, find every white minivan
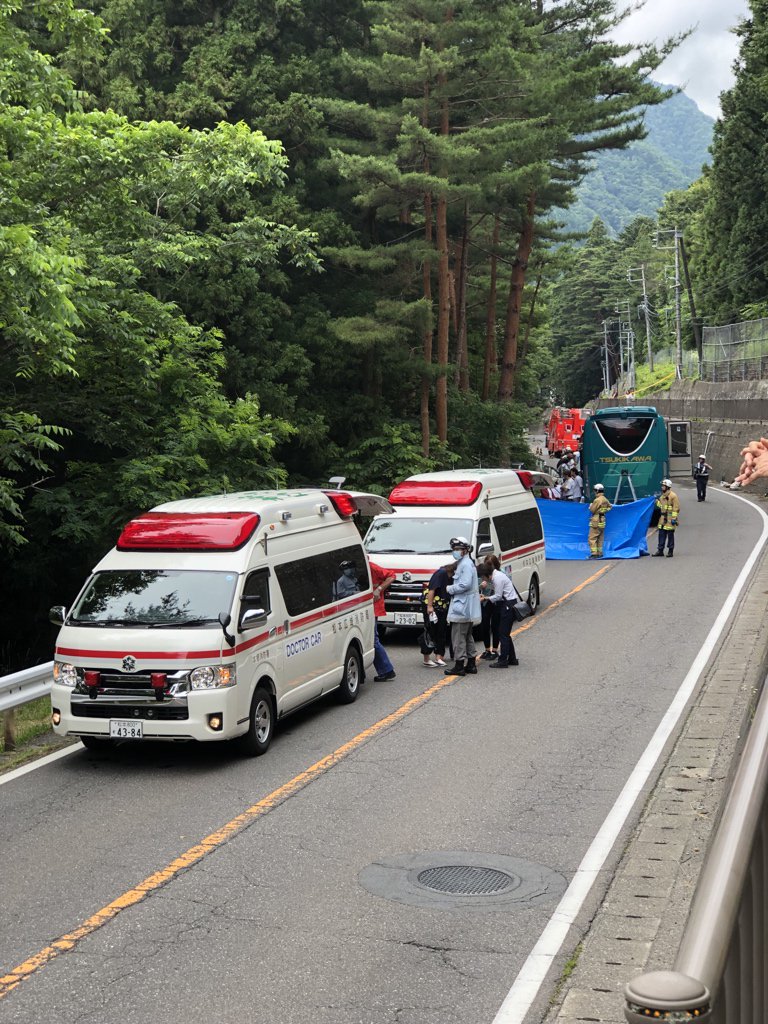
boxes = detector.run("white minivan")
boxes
[50,489,388,756]
[363,469,546,631]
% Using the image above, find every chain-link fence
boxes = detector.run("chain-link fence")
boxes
[651,346,699,378]
[702,318,768,382]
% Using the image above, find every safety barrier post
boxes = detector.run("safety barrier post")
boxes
[624,971,711,1022]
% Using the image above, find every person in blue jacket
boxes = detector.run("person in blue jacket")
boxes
[446,536,481,676]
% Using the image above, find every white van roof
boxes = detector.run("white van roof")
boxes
[389,469,525,508]
[115,490,360,554]
[404,469,525,489]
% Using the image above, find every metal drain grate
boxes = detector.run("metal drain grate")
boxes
[416,865,514,896]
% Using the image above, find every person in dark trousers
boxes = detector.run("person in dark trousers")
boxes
[369,561,396,680]
[693,454,712,501]
[478,555,501,660]
[420,561,455,667]
[477,563,520,668]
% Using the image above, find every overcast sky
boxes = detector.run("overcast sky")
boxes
[611,0,750,119]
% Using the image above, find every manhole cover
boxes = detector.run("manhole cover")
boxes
[417,865,514,895]
[358,851,567,911]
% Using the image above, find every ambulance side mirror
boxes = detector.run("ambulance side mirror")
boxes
[477,542,494,557]
[240,608,268,630]
[218,611,236,647]
[49,606,66,626]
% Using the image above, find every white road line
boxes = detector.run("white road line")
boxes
[491,488,768,1024]
[0,743,82,787]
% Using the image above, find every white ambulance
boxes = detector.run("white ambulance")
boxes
[363,469,545,631]
[49,489,389,756]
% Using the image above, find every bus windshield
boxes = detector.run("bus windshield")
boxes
[595,416,654,456]
[365,517,473,555]
[69,570,238,627]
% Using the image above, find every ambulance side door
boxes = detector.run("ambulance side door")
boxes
[237,567,283,723]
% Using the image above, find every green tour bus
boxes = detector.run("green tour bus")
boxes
[581,406,669,503]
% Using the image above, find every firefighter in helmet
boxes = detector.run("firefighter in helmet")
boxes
[653,479,680,558]
[588,483,612,558]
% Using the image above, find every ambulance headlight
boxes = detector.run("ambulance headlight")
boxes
[53,661,80,688]
[189,666,237,689]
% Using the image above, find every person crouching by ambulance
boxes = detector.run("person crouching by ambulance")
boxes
[653,479,680,558]
[477,562,520,668]
[369,561,396,680]
[588,483,612,558]
[445,537,481,676]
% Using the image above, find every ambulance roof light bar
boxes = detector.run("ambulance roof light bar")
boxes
[388,480,483,506]
[117,512,261,551]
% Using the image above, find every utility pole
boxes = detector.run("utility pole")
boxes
[615,301,633,393]
[655,228,684,379]
[679,235,702,376]
[602,320,610,393]
[628,266,653,372]
[674,228,683,379]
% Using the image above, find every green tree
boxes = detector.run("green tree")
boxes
[0,0,319,667]
[695,0,768,321]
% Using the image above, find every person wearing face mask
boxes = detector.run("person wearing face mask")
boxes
[334,560,360,599]
[652,479,680,558]
[445,536,481,676]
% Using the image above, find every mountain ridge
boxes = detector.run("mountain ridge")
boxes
[561,87,714,235]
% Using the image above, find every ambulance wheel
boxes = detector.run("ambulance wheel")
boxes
[81,735,114,752]
[527,576,540,613]
[238,685,274,757]
[337,646,362,704]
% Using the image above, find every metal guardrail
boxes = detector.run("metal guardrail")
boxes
[0,662,53,715]
[625,672,768,1023]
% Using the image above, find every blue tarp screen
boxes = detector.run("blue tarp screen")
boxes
[536,496,656,560]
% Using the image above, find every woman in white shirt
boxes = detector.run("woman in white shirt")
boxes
[477,563,520,668]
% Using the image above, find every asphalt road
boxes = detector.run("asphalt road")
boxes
[0,482,761,1024]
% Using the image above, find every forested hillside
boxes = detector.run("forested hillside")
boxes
[562,89,714,235]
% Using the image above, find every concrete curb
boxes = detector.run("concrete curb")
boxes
[544,490,768,1024]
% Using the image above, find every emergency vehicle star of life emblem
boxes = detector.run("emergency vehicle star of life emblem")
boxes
[402,572,412,582]
[122,655,136,672]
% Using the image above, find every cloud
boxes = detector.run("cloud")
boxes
[611,0,749,117]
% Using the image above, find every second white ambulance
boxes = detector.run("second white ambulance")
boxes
[363,469,545,631]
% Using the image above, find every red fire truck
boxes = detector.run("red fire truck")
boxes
[546,407,587,455]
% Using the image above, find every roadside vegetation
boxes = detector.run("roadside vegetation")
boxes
[0,701,73,774]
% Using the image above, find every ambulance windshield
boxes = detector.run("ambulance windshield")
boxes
[364,517,473,555]
[69,570,238,627]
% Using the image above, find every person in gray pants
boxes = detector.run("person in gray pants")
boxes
[446,536,481,676]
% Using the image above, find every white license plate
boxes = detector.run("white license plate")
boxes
[109,720,144,740]
[394,612,420,626]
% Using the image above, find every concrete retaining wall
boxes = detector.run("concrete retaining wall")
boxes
[595,381,768,483]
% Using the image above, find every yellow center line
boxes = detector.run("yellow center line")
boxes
[512,562,612,637]
[0,563,612,1001]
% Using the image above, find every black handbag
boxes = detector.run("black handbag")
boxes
[512,600,532,622]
